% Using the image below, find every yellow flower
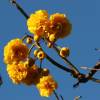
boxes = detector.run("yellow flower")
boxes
[27,10,50,37]
[50,13,72,39]
[60,47,70,57]
[4,38,28,64]
[36,75,58,97]
[7,62,28,84]
[22,64,39,85]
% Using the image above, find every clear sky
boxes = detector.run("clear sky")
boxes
[0,0,100,100]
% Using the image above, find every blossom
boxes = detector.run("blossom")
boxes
[4,38,28,64]
[36,75,57,97]
[49,13,72,39]
[7,62,28,84]
[22,64,39,85]
[27,10,50,37]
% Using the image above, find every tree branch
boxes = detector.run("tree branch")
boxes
[10,0,29,19]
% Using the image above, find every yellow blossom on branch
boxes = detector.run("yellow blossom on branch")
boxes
[4,38,28,64]
[36,75,58,97]
[49,13,72,39]
[22,64,39,85]
[7,62,28,84]
[27,10,50,37]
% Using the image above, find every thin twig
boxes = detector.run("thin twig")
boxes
[90,77,100,83]
[40,60,42,69]
[95,48,100,51]
[0,75,3,86]
[86,62,100,79]
[81,66,100,71]
[54,90,60,100]
[28,43,35,57]
[10,0,29,19]
[60,95,64,100]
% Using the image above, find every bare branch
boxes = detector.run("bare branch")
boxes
[90,77,100,83]
[86,62,100,79]
[9,0,29,19]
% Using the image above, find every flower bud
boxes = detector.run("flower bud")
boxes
[37,51,46,60]
[47,42,52,48]
[60,47,70,57]
[26,37,33,44]
[42,68,50,76]
[34,49,39,57]
[49,34,56,42]
[34,35,40,42]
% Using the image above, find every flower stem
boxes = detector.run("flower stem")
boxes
[10,0,29,19]
[40,60,42,69]
[60,95,64,100]
[28,43,35,57]
[54,90,60,100]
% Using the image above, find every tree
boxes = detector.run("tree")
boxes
[1,0,99,100]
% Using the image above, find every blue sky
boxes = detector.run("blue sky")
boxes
[0,0,100,100]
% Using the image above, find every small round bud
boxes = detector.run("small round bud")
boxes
[49,34,56,42]
[26,37,33,44]
[42,68,49,76]
[38,68,49,76]
[47,42,52,48]
[34,35,40,42]
[37,51,46,60]
[60,47,70,58]
[33,49,39,57]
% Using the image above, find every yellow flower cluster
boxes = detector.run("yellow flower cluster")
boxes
[4,38,57,97]
[27,10,72,44]
[4,38,28,64]
[7,62,28,84]
[36,75,57,97]
[50,13,72,39]
[27,10,50,42]
[7,62,39,85]
[7,61,57,97]
[4,38,39,85]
